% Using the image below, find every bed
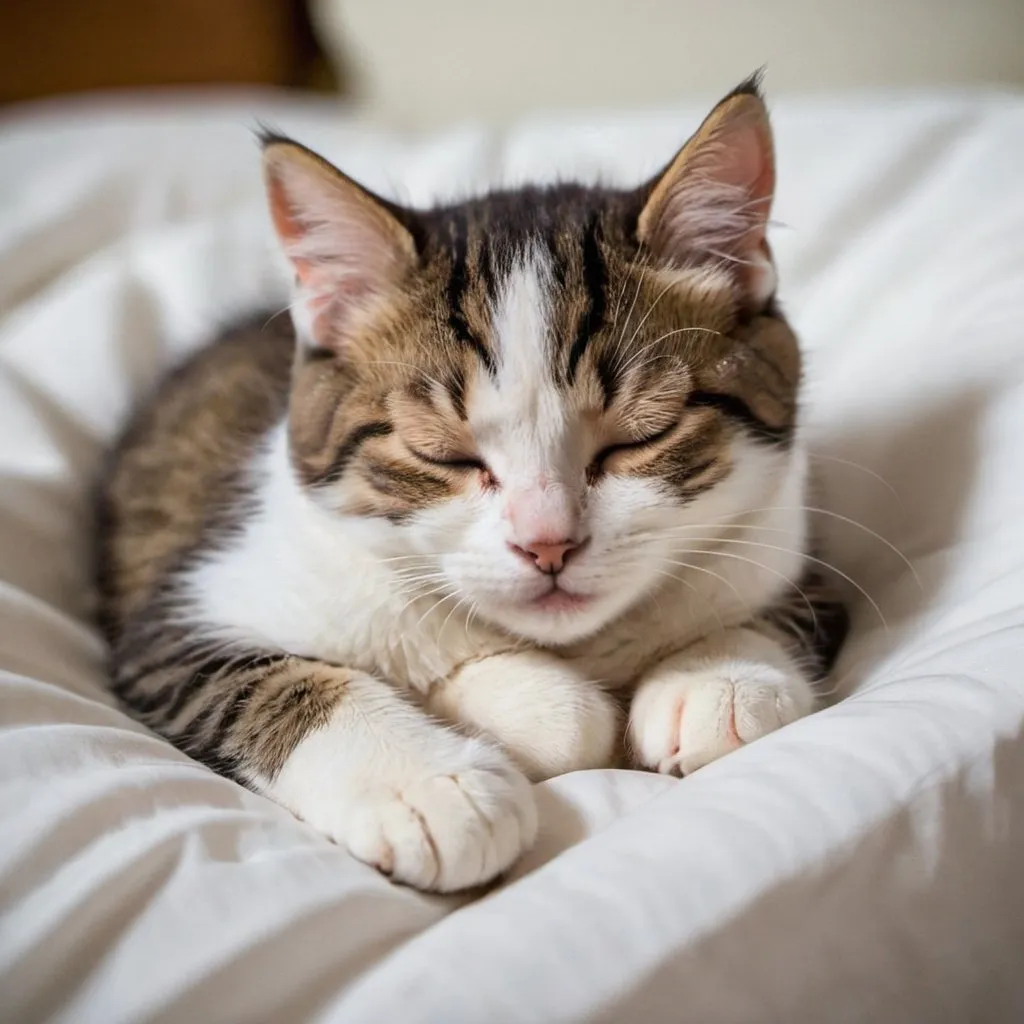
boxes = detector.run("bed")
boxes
[2,87,1024,1022]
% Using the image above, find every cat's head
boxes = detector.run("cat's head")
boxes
[262,74,801,646]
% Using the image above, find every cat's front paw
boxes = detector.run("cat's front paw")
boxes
[428,651,618,782]
[345,743,536,892]
[272,714,536,893]
[628,640,815,775]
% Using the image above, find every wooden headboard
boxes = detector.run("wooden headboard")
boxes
[0,0,337,105]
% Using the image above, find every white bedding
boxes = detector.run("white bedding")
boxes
[2,88,1024,1023]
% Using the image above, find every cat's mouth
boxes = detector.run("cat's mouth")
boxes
[528,583,591,613]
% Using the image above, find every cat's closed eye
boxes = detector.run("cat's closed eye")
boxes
[410,448,488,473]
[589,421,678,477]
[406,445,497,488]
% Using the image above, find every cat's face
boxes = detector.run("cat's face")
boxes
[266,76,801,645]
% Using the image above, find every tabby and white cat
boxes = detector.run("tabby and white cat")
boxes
[95,76,846,892]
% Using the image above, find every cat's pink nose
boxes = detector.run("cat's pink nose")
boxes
[509,538,584,574]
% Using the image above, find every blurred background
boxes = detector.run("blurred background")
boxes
[2,0,1022,129]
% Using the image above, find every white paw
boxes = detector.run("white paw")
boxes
[628,646,815,775]
[428,651,618,782]
[269,713,536,892]
[344,749,536,892]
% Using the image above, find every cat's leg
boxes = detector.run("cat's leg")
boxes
[113,636,535,892]
[627,626,815,775]
[425,651,619,781]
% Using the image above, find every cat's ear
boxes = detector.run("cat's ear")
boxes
[261,134,417,350]
[637,73,776,307]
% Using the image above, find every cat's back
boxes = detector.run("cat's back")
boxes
[95,315,295,639]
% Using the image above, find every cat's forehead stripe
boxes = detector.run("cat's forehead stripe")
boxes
[445,211,496,377]
[565,213,609,384]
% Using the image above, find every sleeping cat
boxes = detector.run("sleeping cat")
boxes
[95,74,847,892]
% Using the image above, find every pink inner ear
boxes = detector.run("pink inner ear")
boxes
[266,174,313,282]
[710,116,773,201]
[264,153,413,349]
[646,105,777,305]
[683,113,775,255]
[266,172,336,321]
[266,172,339,340]
[704,118,775,295]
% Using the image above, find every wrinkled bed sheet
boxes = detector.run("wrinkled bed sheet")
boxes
[1,88,1024,1022]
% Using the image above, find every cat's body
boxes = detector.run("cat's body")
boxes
[96,77,847,892]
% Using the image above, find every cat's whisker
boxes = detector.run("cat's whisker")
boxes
[378,557,466,573]
[412,588,460,630]
[388,559,447,572]
[610,256,653,363]
[647,567,729,634]
[608,244,645,336]
[393,579,454,620]
[615,326,722,380]
[656,556,752,615]
[378,550,470,562]
[648,566,699,596]
[614,351,673,383]
[392,572,452,590]
[610,339,708,385]
[621,278,679,356]
[393,579,447,598]
[361,360,450,396]
[464,598,481,639]
[669,545,820,631]
[632,522,797,543]
[662,505,920,590]
[392,576,448,602]
[390,573,445,585]
[676,537,886,632]
[437,595,471,650]
[260,303,293,332]
[805,452,906,509]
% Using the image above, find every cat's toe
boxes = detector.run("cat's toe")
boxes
[346,755,537,892]
[629,658,814,776]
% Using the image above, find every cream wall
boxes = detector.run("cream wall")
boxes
[312,0,1024,129]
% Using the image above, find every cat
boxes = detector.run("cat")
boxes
[95,73,847,893]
